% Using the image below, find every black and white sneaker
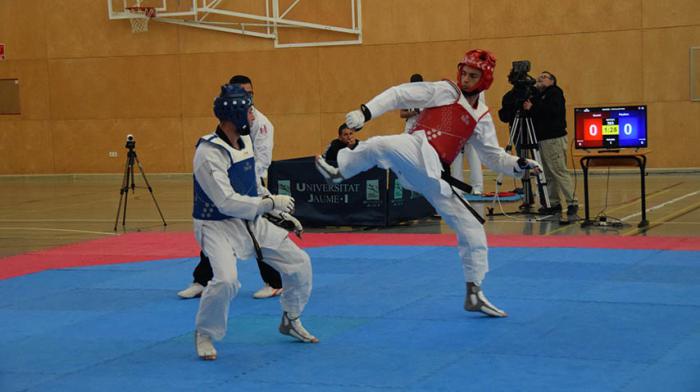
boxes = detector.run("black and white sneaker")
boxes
[177,282,204,299]
[279,312,319,343]
[464,282,508,318]
[315,156,344,184]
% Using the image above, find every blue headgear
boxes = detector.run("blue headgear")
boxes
[213,84,253,135]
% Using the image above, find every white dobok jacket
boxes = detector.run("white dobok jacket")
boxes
[192,132,286,260]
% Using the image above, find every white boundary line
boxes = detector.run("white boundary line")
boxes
[620,190,700,221]
[0,227,118,236]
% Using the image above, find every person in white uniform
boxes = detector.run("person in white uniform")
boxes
[193,84,318,360]
[315,49,541,317]
[178,75,284,300]
[451,142,484,195]
[449,92,486,195]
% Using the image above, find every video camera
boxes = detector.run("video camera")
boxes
[507,60,538,104]
[125,134,136,149]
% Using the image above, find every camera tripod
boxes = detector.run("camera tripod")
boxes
[488,109,551,216]
[113,142,167,231]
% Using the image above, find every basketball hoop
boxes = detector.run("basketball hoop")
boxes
[125,6,156,33]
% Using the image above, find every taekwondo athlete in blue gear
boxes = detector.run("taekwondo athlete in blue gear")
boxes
[178,75,285,301]
[193,84,318,361]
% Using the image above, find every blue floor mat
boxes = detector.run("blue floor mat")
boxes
[1,245,699,391]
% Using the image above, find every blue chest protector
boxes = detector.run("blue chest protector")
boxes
[192,134,258,220]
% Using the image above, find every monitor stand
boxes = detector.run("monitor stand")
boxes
[597,149,620,154]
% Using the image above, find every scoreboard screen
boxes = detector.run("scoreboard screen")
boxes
[574,105,647,150]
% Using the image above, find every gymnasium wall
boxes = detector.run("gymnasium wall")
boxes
[0,0,698,174]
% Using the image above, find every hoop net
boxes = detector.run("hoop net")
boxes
[125,6,156,33]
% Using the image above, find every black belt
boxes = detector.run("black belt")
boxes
[245,220,265,263]
[441,171,473,194]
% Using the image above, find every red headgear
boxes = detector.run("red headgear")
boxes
[457,49,496,93]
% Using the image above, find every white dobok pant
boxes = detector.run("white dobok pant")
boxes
[194,220,312,340]
[337,133,489,284]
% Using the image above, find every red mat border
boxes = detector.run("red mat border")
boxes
[1,232,699,280]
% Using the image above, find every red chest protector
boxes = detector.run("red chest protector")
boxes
[408,86,479,165]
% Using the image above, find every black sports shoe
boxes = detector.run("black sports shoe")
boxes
[538,204,562,215]
[566,204,579,216]
[464,282,507,317]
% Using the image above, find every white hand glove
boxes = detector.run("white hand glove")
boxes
[270,195,295,214]
[279,211,303,238]
[266,210,304,238]
[345,110,365,129]
[517,158,542,174]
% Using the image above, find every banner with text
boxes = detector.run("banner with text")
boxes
[268,157,434,227]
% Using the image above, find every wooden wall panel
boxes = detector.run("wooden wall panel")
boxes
[319,113,346,151]
[0,60,50,120]
[646,101,700,167]
[267,113,322,160]
[0,0,48,60]
[476,30,644,109]
[0,121,54,174]
[643,0,700,28]
[360,0,395,45]
[181,117,218,172]
[0,79,21,115]
[319,45,402,113]
[363,0,470,45]
[471,0,641,38]
[178,26,274,54]
[179,48,320,117]
[51,118,184,173]
[45,0,179,59]
[0,121,23,173]
[49,56,181,120]
[643,26,700,102]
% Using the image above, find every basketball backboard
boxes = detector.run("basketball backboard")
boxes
[107,0,362,48]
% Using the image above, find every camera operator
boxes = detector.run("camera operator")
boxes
[497,63,536,197]
[497,69,526,130]
[523,71,578,216]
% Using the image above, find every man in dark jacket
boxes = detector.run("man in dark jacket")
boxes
[523,71,578,215]
[323,124,359,166]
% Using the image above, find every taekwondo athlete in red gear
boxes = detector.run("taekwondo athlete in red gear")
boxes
[315,49,542,317]
[193,84,318,360]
